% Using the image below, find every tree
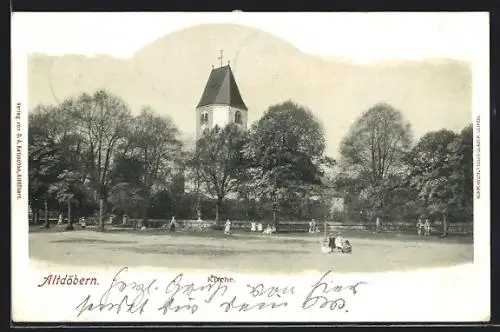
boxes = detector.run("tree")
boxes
[192,124,246,226]
[48,170,86,230]
[408,125,472,236]
[338,103,413,222]
[243,100,334,228]
[108,182,145,222]
[28,103,82,227]
[119,107,182,227]
[70,90,132,231]
[29,107,59,227]
[452,124,473,222]
[408,129,457,235]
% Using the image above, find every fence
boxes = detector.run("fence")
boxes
[29,213,473,235]
[120,219,473,235]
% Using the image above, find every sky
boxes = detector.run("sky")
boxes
[12,12,488,64]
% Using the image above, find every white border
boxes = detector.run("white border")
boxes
[11,12,490,323]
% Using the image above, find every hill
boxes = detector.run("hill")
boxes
[28,23,472,157]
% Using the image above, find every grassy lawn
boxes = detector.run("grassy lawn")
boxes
[29,225,473,273]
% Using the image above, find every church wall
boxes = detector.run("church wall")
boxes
[195,105,248,141]
[229,106,248,131]
[195,105,213,141]
[211,105,231,129]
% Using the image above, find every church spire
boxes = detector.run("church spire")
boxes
[196,64,247,111]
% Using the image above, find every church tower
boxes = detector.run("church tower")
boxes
[195,55,248,141]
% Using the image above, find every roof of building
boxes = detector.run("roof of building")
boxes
[196,65,248,111]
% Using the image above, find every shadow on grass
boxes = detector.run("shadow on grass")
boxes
[122,244,308,256]
[51,238,138,245]
[31,225,473,245]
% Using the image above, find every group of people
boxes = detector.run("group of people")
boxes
[160,217,178,231]
[322,232,352,254]
[308,219,321,233]
[249,221,276,234]
[416,218,431,236]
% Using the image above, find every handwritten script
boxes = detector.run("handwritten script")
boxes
[75,268,368,318]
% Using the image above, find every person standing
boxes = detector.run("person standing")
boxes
[334,233,345,250]
[424,219,431,236]
[224,219,232,235]
[327,233,336,252]
[80,217,86,229]
[417,218,423,236]
[310,219,317,233]
[169,216,176,232]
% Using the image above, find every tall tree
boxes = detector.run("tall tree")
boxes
[408,125,472,235]
[338,103,412,221]
[453,124,474,222]
[243,100,334,228]
[70,90,132,231]
[192,124,246,226]
[122,107,183,227]
[28,106,60,227]
[28,102,84,227]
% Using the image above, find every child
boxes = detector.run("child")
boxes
[224,219,231,235]
[263,224,272,234]
[257,222,263,232]
[327,233,336,251]
[308,220,313,233]
[424,219,431,236]
[334,233,345,250]
[342,240,352,253]
[416,219,423,236]
[79,217,86,229]
[250,221,256,232]
[169,217,176,232]
[321,239,332,253]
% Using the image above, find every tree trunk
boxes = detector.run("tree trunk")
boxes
[98,198,104,231]
[272,201,278,229]
[31,206,36,225]
[376,216,381,233]
[215,199,221,227]
[139,204,148,228]
[43,200,49,228]
[442,213,448,237]
[66,200,74,230]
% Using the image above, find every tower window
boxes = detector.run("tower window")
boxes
[235,111,242,124]
[200,112,209,125]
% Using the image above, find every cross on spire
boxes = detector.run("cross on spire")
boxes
[218,49,224,67]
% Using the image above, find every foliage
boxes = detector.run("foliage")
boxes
[113,107,183,225]
[338,103,413,219]
[191,123,247,225]
[407,125,473,225]
[29,91,473,231]
[243,100,335,225]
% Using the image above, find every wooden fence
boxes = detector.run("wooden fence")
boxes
[118,219,473,235]
[29,213,473,235]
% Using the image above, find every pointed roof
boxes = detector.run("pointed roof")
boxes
[196,65,248,111]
